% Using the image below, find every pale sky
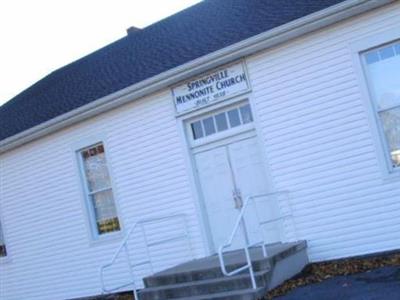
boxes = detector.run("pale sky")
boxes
[0,0,202,106]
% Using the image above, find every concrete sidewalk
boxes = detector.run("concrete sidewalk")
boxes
[275,266,400,300]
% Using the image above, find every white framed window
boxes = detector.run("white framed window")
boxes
[0,220,6,257]
[78,143,121,238]
[189,102,254,141]
[362,41,400,171]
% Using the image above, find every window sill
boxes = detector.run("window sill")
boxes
[88,230,125,247]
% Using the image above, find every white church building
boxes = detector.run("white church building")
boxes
[0,0,399,299]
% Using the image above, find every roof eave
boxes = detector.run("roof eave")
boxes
[0,0,394,154]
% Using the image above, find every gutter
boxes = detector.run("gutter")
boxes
[0,0,395,154]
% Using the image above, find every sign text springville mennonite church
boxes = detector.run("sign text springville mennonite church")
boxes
[172,62,250,114]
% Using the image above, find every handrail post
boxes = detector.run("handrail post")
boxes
[218,192,295,291]
[133,286,139,300]
[261,243,268,257]
[124,245,138,298]
[240,198,257,289]
[244,246,257,289]
[240,210,251,247]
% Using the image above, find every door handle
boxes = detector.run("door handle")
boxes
[232,188,243,209]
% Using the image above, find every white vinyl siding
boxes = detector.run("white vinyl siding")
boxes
[246,2,400,262]
[0,90,205,300]
[362,41,400,170]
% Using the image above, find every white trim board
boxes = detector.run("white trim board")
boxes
[0,0,395,154]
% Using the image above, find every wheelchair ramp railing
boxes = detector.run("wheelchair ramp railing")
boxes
[218,191,296,289]
[100,213,193,299]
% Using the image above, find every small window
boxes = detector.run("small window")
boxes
[0,221,6,257]
[215,112,229,131]
[239,104,254,124]
[191,121,204,139]
[363,41,400,170]
[79,143,121,237]
[395,44,400,55]
[227,108,241,128]
[190,103,254,140]
[203,117,216,136]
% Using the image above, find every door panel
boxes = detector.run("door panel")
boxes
[195,135,280,252]
[195,147,240,250]
[228,137,281,244]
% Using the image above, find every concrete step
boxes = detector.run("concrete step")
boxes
[144,256,270,288]
[166,287,266,300]
[137,241,308,300]
[144,241,306,288]
[139,269,270,300]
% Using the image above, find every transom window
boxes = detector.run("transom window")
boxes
[190,103,254,140]
[0,221,6,257]
[79,143,121,237]
[363,41,400,170]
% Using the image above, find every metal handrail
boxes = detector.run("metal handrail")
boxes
[100,213,192,299]
[218,191,293,290]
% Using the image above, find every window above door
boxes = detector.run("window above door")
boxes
[189,102,254,144]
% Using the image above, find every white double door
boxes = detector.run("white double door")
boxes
[194,134,281,252]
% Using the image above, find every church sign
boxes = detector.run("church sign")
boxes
[172,62,250,114]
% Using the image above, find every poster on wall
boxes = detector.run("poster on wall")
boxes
[172,62,250,114]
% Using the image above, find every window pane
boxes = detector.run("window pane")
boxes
[82,145,111,192]
[392,150,400,168]
[91,190,120,234]
[203,117,216,136]
[379,107,400,168]
[0,222,6,257]
[364,48,400,110]
[215,112,228,132]
[395,43,400,55]
[239,104,254,124]
[379,46,395,60]
[227,108,241,128]
[191,121,204,140]
[365,51,380,65]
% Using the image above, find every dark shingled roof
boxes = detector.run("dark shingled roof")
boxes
[0,0,344,141]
